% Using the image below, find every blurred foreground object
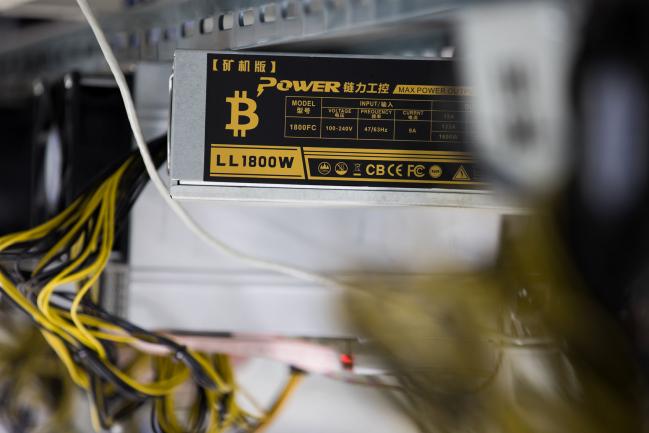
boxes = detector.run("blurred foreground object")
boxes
[0,304,75,432]
[346,2,649,431]
[346,216,644,433]
[459,1,574,199]
[560,0,649,346]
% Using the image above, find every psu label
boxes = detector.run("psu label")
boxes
[204,53,483,190]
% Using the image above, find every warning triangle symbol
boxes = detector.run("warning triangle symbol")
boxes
[452,165,471,181]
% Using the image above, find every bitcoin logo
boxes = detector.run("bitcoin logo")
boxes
[225,90,259,137]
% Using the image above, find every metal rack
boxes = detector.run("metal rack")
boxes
[0,0,462,92]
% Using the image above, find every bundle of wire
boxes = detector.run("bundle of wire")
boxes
[0,135,303,433]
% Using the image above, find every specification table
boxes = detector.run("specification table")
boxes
[284,96,471,143]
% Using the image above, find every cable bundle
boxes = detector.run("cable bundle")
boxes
[0,136,302,432]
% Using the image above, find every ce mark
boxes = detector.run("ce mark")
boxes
[365,163,426,178]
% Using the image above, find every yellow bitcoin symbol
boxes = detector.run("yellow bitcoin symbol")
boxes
[225,90,259,137]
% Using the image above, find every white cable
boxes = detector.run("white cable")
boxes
[75,0,344,291]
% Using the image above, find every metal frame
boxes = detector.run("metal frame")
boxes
[0,0,465,90]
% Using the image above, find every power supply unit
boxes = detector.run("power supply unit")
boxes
[169,51,492,206]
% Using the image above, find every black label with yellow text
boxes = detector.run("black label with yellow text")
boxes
[204,53,483,189]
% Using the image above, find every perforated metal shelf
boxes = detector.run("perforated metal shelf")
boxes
[0,0,464,94]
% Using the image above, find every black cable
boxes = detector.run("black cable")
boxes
[31,207,100,273]
[25,247,101,293]
[113,136,167,230]
[108,394,147,424]
[89,373,112,430]
[51,292,218,391]
[72,345,145,400]
[151,399,168,433]
[190,388,209,433]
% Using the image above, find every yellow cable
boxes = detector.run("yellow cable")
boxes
[0,271,75,346]
[36,210,108,348]
[70,173,119,358]
[215,355,240,431]
[192,352,230,392]
[205,390,221,433]
[40,331,89,389]
[107,362,189,396]
[33,184,108,274]
[37,162,129,353]
[0,196,83,251]
[253,372,304,433]
[90,331,136,344]
[54,309,126,333]
[89,398,102,433]
[159,358,184,432]
[36,197,107,334]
